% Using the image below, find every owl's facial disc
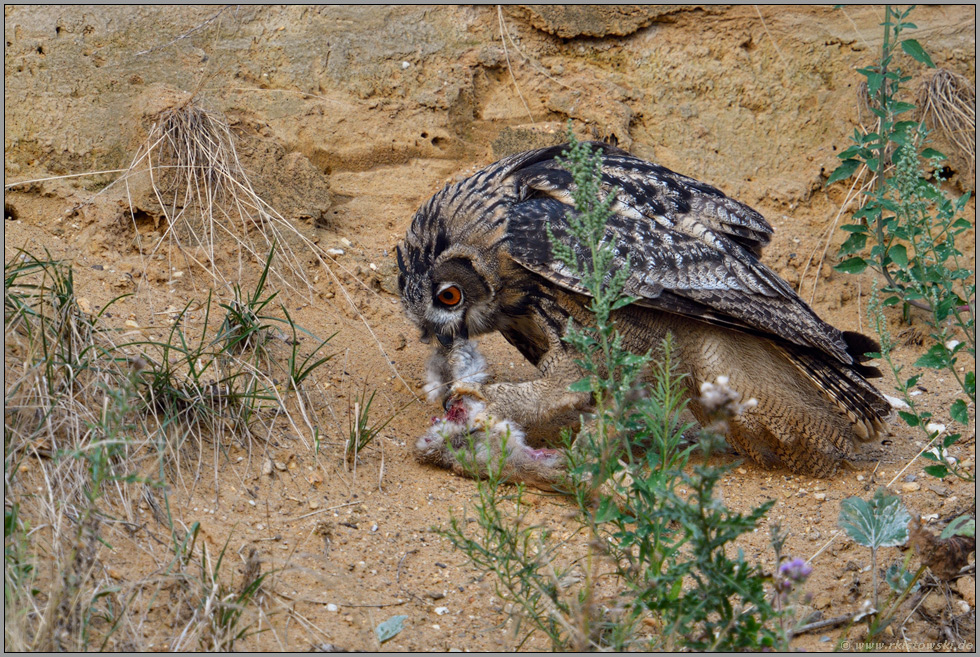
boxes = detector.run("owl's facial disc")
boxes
[426,258,493,345]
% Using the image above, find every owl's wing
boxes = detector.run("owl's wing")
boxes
[504,149,857,365]
[506,142,775,255]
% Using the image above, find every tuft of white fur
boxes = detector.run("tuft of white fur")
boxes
[424,353,450,402]
[489,419,528,455]
[449,340,489,387]
[423,339,489,403]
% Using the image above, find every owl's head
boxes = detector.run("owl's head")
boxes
[397,147,563,348]
[397,182,509,348]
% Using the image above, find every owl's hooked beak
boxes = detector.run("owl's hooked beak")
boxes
[436,324,468,348]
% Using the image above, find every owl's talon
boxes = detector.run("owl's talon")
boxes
[448,384,485,403]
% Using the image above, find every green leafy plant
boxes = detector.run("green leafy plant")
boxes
[939,514,975,539]
[838,487,912,609]
[375,615,409,645]
[3,251,158,650]
[4,459,35,605]
[884,558,919,595]
[280,305,334,389]
[444,433,580,650]
[443,131,795,651]
[836,488,927,642]
[193,541,269,651]
[827,5,975,486]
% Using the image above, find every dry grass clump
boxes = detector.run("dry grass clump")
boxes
[134,94,320,295]
[3,248,332,650]
[917,68,976,180]
[4,251,143,650]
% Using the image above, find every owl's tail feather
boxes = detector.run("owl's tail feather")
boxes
[782,345,893,442]
[843,330,886,378]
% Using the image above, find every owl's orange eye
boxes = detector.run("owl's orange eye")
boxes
[437,285,463,306]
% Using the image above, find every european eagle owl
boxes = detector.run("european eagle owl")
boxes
[397,141,891,486]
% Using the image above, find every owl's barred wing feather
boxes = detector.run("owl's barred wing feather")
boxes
[510,142,775,254]
[503,145,859,366]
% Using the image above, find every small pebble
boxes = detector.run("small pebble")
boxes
[326,248,344,256]
[435,606,449,615]
[901,482,920,492]
[327,603,339,612]
[956,576,975,606]
[340,237,352,248]
[856,474,865,481]
[814,492,826,501]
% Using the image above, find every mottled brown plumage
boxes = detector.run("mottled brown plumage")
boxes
[398,142,891,485]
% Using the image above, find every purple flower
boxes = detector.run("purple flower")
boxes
[779,557,812,585]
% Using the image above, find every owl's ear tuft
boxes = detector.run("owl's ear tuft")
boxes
[396,244,410,297]
[396,244,407,276]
